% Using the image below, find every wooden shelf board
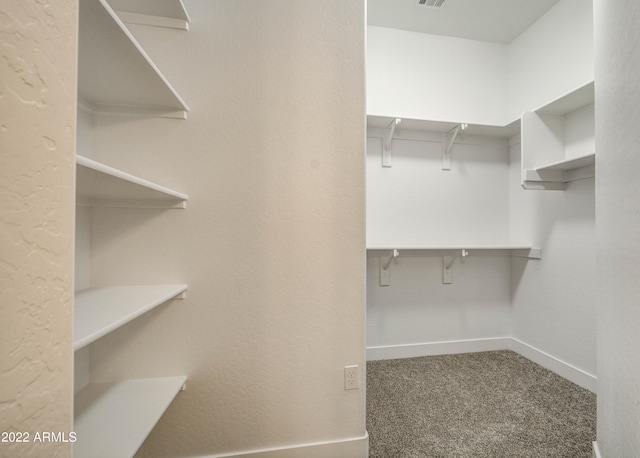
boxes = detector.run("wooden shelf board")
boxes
[367,246,541,259]
[535,81,594,115]
[367,115,520,139]
[74,285,187,351]
[76,155,188,208]
[109,0,190,22]
[78,0,188,114]
[534,153,595,172]
[74,376,186,458]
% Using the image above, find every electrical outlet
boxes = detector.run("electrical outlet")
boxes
[344,365,359,390]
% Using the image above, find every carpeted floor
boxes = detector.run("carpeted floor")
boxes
[367,350,596,458]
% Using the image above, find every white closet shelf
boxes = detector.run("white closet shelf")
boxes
[76,155,188,208]
[535,81,594,115]
[367,246,541,259]
[78,0,189,118]
[74,376,186,458]
[110,0,191,30]
[74,285,187,351]
[367,115,520,138]
[524,153,595,184]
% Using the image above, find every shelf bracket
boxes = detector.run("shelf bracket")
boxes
[380,249,399,286]
[382,118,401,168]
[443,249,468,284]
[443,123,467,171]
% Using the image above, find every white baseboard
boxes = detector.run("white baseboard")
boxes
[593,441,602,458]
[508,338,597,393]
[366,337,512,361]
[366,337,597,393]
[204,432,368,458]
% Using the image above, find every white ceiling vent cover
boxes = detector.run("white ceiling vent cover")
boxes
[416,0,447,8]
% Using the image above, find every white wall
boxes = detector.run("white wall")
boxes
[509,140,597,379]
[507,0,594,121]
[366,128,512,356]
[366,26,508,126]
[595,0,640,455]
[79,1,367,456]
[0,1,76,456]
[367,0,594,126]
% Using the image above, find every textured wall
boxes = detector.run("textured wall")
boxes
[77,1,366,456]
[595,0,640,455]
[0,1,76,457]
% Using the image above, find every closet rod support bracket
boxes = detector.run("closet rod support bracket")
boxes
[443,249,468,284]
[383,118,401,168]
[443,123,467,170]
[380,249,399,286]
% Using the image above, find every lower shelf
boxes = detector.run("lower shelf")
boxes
[367,246,541,259]
[74,376,187,458]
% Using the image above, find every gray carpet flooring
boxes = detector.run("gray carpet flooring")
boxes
[367,350,596,458]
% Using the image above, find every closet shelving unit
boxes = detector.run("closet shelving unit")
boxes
[74,0,190,455]
[367,115,519,169]
[367,246,541,285]
[521,81,595,190]
[76,155,188,208]
[367,115,541,284]
[77,0,189,119]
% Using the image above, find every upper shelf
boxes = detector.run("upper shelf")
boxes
[76,155,188,208]
[367,246,541,259]
[108,0,191,30]
[74,376,186,458]
[74,284,187,351]
[78,0,189,118]
[524,153,595,184]
[521,81,595,190]
[534,81,594,115]
[367,115,520,139]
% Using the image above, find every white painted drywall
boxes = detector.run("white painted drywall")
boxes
[594,0,640,455]
[366,26,508,126]
[507,0,594,121]
[366,132,510,247]
[509,139,596,378]
[0,1,77,456]
[365,128,512,353]
[367,0,594,127]
[79,1,366,456]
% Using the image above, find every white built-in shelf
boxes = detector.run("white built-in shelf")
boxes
[368,115,520,138]
[74,285,187,351]
[521,81,595,190]
[76,155,188,208]
[524,152,596,185]
[109,0,191,30]
[367,246,541,259]
[368,246,540,285]
[74,376,186,458]
[78,0,189,118]
[535,81,594,115]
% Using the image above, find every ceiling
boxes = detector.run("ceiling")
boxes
[367,0,561,44]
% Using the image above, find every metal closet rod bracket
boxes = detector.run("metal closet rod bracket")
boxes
[379,249,399,286]
[443,249,469,284]
[443,123,467,171]
[382,118,401,168]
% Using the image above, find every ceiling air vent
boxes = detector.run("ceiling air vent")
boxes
[416,0,447,8]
